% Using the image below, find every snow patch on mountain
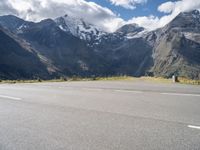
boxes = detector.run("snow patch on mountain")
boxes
[55,14,106,41]
[182,32,200,44]
[126,30,148,39]
[16,24,29,33]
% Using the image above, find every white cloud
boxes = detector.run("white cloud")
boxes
[1,0,200,32]
[0,0,124,32]
[127,15,159,30]
[158,0,200,14]
[127,0,200,31]
[108,0,147,9]
[158,1,175,13]
[0,0,18,15]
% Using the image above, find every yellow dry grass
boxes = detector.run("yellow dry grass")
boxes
[0,76,199,85]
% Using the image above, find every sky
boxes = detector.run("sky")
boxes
[88,0,174,20]
[0,0,200,32]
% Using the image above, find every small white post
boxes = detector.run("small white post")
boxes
[172,75,177,83]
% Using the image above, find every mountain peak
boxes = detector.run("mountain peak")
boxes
[177,10,200,21]
[0,15,34,33]
[163,9,200,32]
[55,14,105,41]
[38,19,55,26]
[181,9,200,16]
[116,23,144,35]
[0,15,23,20]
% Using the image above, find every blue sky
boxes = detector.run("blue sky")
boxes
[88,0,177,20]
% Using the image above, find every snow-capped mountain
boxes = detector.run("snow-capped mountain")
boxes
[55,14,106,41]
[0,10,200,79]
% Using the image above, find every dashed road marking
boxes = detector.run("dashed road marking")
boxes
[0,95,22,100]
[161,93,200,97]
[81,88,144,93]
[188,125,200,130]
[114,90,143,93]
[82,88,104,91]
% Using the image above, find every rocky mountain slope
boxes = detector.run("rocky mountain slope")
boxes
[146,10,200,79]
[0,10,199,79]
[0,26,49,79]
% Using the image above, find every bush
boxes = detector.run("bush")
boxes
[60,77,68,81]
[37,78,42,82]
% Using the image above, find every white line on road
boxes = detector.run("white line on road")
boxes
[82,88,104,91]
[0,95,22,100]
[188,125,200,130]
[81,88,144,93]
[161,93,200,97]
[114,90,143,93]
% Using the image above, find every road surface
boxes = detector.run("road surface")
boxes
[0,80,200,150]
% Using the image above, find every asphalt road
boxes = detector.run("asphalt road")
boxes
[0,80,200,150]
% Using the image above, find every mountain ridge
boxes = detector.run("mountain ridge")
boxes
[0,10,200,79]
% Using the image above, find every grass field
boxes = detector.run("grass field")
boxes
[0,76,199,85]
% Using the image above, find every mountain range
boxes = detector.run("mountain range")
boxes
[0,10,200,80]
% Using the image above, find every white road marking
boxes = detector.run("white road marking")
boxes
[0,95,22,100]
[161,93,200,97]
[81,88,144,93]
[114,90,143,93]
[188,125,200,130]
[82,88,104,91]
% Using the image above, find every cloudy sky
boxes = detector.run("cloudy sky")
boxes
[0,0,200,32]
